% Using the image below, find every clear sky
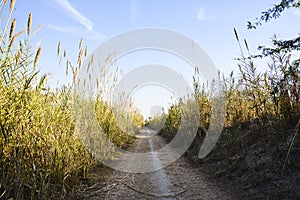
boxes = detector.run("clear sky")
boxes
[10,0,300,118]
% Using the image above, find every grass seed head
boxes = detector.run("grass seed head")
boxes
[9,0,15,13]
[57,41,61,56]
[9,18,16,39]
[79,38,83,50]
[84,46,88,57]
[27,13,32,35]
[34,47,42,69]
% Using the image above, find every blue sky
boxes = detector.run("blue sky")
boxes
[10,0,300,117]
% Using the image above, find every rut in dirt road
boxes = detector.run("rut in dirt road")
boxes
[86,127,238,200]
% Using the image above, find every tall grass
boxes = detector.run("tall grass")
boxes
[0,1,143,199]
[158,28,300,166]
[0,1,94,198]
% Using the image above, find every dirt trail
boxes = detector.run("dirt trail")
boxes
[84,128,238,200]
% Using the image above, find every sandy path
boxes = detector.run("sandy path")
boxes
[84,128,238,200]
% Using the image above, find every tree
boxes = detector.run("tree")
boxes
[247,0,300,56]
[245,0,300,119]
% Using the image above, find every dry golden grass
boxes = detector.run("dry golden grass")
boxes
[0,2,144,199]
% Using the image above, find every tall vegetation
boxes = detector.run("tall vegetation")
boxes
[158,31,299,144]
[157,0,300,172]
[0,1,143,199]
